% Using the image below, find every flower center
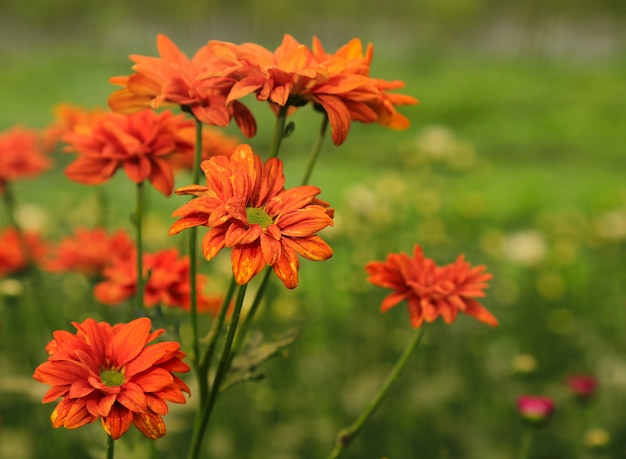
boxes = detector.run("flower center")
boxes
[246,207,273,229]
[100,369,125,387]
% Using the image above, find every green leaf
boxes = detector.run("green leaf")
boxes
[221,328,301,391]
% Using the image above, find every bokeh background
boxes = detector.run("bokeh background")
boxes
[1,1,625,458]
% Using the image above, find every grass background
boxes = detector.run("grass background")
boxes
[1,1,625,458]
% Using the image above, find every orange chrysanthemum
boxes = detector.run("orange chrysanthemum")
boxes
[365,245,497,328]
[0,227,49,276]
[94,248,222,314]
[62,109,194,196]
[108,34,256,137]
[32,317,190,440]
[169,144,334,289]
[223,34,418,145]
[45,227,134,278]
[42,103,107,150]
[0,126,51,193]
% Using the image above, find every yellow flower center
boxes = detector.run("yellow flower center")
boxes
[100,369,125,387]
[246,207,273,229]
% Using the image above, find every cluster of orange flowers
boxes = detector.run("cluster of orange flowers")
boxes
[109,34,417,145]
[0,32,499,447]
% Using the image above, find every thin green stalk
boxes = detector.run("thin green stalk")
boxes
[268,104,289,159]
[2,184,30,262]
[517,429,534,459]
[196,276,237,407]
[301,112,329,185]
[135,181,145,311]
[105,435,114,459]
[231,266,272,354]
[188,117,204,366]
[187,283,248,459]
[326,326,427,459]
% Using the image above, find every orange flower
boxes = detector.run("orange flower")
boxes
[63,109,194,196]
[94,248,222,313]
[169,144,334,288]
[46,227,134,278]
[32,317,190,440]
[224,34,322,107]
[365,245,497,328]
[42,103,107,150]
[223,34,418,145]
[0,126,51,193]
[304,37,418,145]
[108,34,256,137]
[0,227,49,276]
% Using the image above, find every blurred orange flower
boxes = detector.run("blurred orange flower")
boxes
[0,227,49,276]
[33,317,190,440]
[365,245,497,328]
[0,126,51,193]
[108,34,256,137]
[169,144,334,288]
[42,103,107,150]
[94,247,222,314]
[46,227,134,278]
[63,109,194,196]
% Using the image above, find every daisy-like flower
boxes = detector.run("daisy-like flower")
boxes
[0,126,52,193]
[63,109,194,196]
[365,244,497,328]
[169,144,334,289]
[0,227,49,276]
[42,103,107,151]
[32,317,190,440]
[567,374,598,401]
[223,34,418,146]
[517,395,555,426]
[108,34,256,137]
[45,227,134,278]
[94,248,222,314]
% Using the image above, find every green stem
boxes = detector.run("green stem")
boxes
[196,276,237,407]
[326,326,427,459]
[517,428,534,459]
[135,181,145,311]
[2,183,31,263]
[301,112,329,185]
[105,435,114,459]
[188,117,204,368]
[267,104,289,159]
[231,266,272,354]
[187,283,248,459]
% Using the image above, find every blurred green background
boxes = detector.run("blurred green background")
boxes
[1,1,625,458]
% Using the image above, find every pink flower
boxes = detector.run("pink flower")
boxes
[517,395,555,425]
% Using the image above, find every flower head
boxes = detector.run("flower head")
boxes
[0,227,49,276]
[223,34,418,145]
[42,103,107,150]
[567,374,598,401]
[517,395,555,426]
[45,227,134,278]
[0,126,51,193]
[63,109,194,196]
[169,144,334,288]
[108,34,256,137]
[365,244,497,328]
[94,248,222,313]
[33,317,190,439]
